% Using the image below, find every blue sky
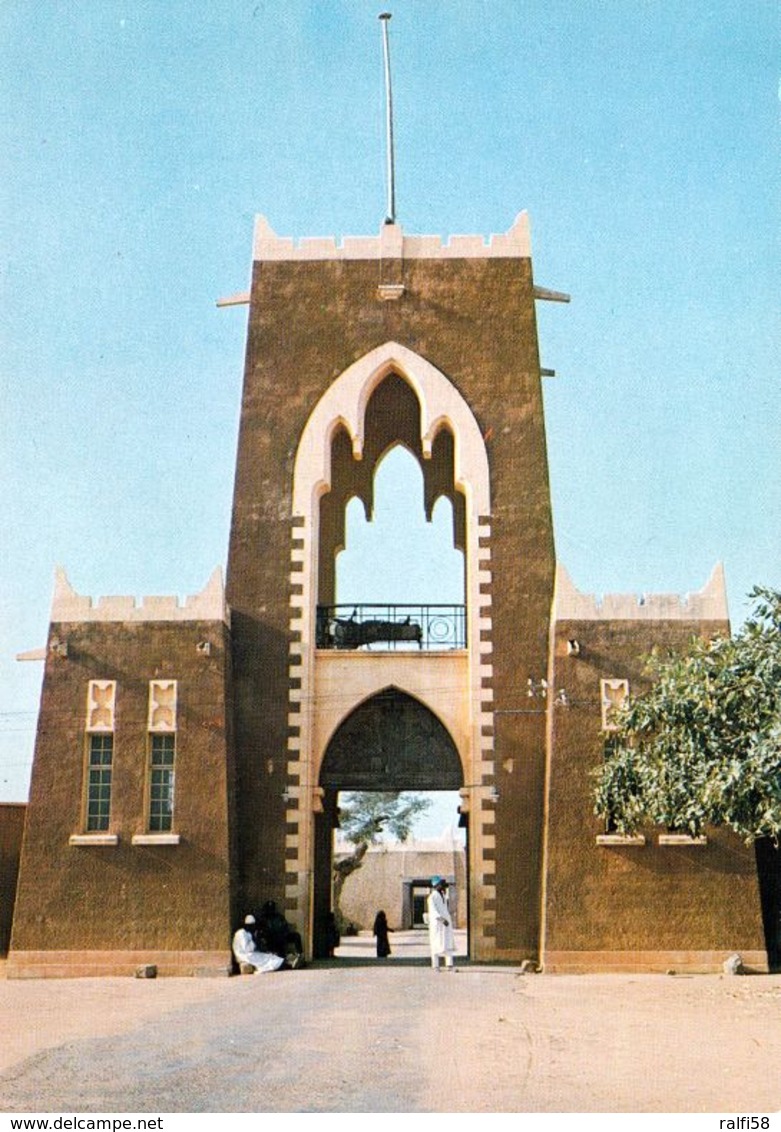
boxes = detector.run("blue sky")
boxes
[1,1,778,808]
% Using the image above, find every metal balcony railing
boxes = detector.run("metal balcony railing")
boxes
[316,604,466,651]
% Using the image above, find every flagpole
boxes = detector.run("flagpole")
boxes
[379,13,396,224]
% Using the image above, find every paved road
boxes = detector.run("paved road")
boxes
[1,938,780,1113]
[335,926,466,961]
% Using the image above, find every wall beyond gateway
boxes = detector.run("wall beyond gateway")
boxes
[336,834,467,933]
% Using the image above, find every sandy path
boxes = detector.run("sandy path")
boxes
[1,957,779,1113]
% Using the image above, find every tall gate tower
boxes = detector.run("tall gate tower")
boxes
[5,6,766,973]
[7,210,766,977]
[226,212,556,961]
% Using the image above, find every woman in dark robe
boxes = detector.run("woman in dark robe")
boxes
[372,910,393,958]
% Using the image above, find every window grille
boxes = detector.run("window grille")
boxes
[149,733,176,832]
[86,733,114,831]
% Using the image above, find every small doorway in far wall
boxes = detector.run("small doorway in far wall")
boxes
[404,879,458,930]
[411,886,428,929]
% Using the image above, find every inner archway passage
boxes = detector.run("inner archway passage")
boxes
[313,689,466,957]
[320,689,463,791]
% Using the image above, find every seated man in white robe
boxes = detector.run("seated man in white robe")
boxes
[232,914,285,973]
[427,876,456,971]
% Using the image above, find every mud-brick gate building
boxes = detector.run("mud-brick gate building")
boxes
[7,213,769,976]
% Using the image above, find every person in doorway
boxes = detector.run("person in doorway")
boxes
[232,914,285,974]
[324,911,341,957]
[372,910,393,958]
[426,876,456,971]
[257,900,304,967]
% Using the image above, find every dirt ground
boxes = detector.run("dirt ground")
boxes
[1,934,780,1114]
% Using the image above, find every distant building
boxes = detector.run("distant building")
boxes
[6,214,771,975]
[335,830,466,931]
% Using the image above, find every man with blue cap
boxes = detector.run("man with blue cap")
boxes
[426,876,456,971]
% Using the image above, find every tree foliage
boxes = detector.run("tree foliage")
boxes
[338,790,432,847]
[594,587,781,842]
[332,791,432,925]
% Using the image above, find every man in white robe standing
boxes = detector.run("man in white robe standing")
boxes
[426,876,456,971]
[232,914,285,973]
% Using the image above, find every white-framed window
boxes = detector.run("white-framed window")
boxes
[146,681,178,832]
[85,733,114,832]
[83,681,117,831]
[148,732,176,832]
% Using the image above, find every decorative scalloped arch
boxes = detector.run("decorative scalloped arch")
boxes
[292,341,491,519]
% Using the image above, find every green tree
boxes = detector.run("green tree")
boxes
[332,791,431,928]
[594,587,781,842]
[594,587,781,971]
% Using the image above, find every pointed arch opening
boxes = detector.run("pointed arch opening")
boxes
[318,372,466,606]
[313,366,470,651]
[292,340,490,524]
[292,342,491,961]
[312,688,467,959]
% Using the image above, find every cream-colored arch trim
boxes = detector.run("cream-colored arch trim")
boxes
[286,342,495,958]
[292,341,491,521]
[312,654,472,786]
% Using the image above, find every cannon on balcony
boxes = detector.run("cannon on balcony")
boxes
[331,614,423,650]
[316,604,465,651]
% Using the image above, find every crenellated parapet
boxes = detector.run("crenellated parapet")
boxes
[553,562,729,623]
[253,211,532,262]
[50,566,229,625]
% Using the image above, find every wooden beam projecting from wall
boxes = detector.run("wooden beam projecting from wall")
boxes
[533,286,571,303]
[216,292,250,308]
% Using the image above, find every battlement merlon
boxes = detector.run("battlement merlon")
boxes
[252,211,532,262]
[48,566,230,625]
[553,562,729,623]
